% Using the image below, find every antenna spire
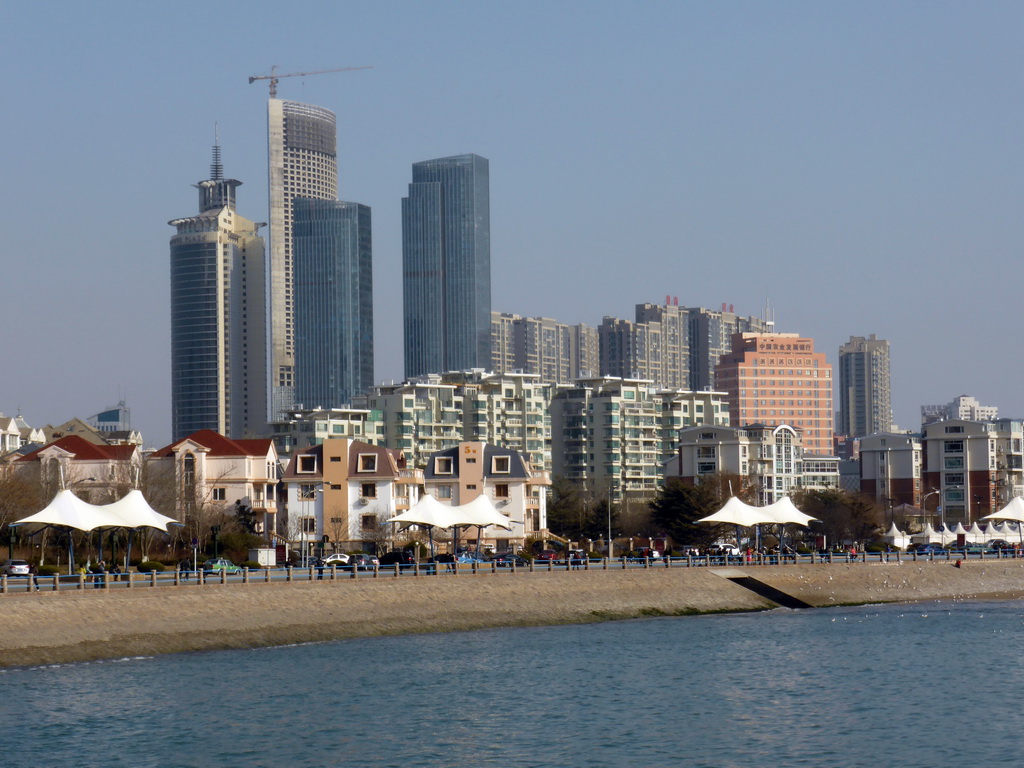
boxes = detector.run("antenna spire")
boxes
[210,124,223,181]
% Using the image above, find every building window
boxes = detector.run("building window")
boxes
[330,484,341,490]
[436,484,452,499]
[435,457,453,474]
[492,456,511,474]
[944,425,964,434]
[299,484,317,500]
[330,456,341,463]
[212,488,226,501]
[301,517,316,533]
[330,517,343,524]
[697,462,716,474]
[361,514,377,530]
[944,441,964,453]
[361,482,377,498]
[945,473,964,486]
[298,455,317,473]
[358,454,377,472]
[494,483,509,498]
[697,447,716,459]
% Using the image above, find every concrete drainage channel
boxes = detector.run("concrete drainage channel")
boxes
[710,568,814,609]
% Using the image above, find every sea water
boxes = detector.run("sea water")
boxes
[4,599,1024,768]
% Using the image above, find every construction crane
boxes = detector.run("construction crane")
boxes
[248,65,373,98]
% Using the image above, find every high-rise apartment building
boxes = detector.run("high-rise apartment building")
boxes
[356,370,553,471]
[599,303,689,390]
[267,99,338,420]
[838,334,892,438]
[549,377,730,500]
[921,395,999,426]
[169,145,266,440]
[715,332,834,455]
[292,199,373,411]
[595,302,769,392]
[490,312,599,383]
[684,306,771,391]
[402,154,491,378]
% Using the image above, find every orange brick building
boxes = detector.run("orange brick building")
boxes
[715,332,834,456]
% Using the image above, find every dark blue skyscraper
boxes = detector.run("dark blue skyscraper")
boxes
[293,199,373,408]
[402,154,490,378]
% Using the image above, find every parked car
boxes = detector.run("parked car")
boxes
[948,542,985,554]
[0,559,30,576]
[348,553,380,570]
[379,550,416,567]
[489,553,527,568]
[323,553,350,566]
[910,543,947,555]
[535,550,560,561]
[202,557,242,574]
[988,539,1014,551]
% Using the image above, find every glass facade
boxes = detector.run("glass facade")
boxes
[267,100,339,420]
[402,154,490,378]
[170,163,266,441]
[293,199,373,410]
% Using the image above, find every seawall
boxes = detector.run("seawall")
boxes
[2,560,1022,668]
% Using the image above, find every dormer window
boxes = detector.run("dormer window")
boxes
[492,456,511,474]
[358,454,377,473]
[298,455,316,474]
[435,457,453,475]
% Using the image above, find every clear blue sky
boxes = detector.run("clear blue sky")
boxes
[3,1,1022,447]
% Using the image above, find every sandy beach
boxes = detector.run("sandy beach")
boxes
[2,559,1022,668]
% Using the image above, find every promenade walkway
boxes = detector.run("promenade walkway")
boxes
[3,547,1017,596]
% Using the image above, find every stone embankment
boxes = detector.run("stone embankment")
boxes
[2,560,1022,668]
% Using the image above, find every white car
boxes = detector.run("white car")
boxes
[322,553,350,566]
[1,559,31,576]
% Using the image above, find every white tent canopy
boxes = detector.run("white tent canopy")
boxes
[96,490,179,532]
[387,494,464,530]
[455,494,513,530]
[11,489,179,533]
[697,496,774,527]
[387,493,514,531]
[982,496,1024,524]
[762,497,820,526]
[698,496,817,528]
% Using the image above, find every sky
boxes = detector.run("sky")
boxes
[3,1,1023,448]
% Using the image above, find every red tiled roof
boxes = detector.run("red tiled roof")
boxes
[150,430,272,458]
[18,435,137,463]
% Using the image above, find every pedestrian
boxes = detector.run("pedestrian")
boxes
[315,555,325,580]
[28,562,38,591]
[90,560,105,589]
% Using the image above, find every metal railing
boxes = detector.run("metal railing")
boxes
[2,547,1021,595]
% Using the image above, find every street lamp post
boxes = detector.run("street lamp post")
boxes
[885,497,897,529]
[922,488,940,529]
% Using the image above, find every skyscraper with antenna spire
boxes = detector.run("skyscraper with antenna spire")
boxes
[169,137,267,440]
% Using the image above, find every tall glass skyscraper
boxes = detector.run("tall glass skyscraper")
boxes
[293,199,374,409]
[169,145,267,440]
[267,99,338,420]
[402,154,490,378]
